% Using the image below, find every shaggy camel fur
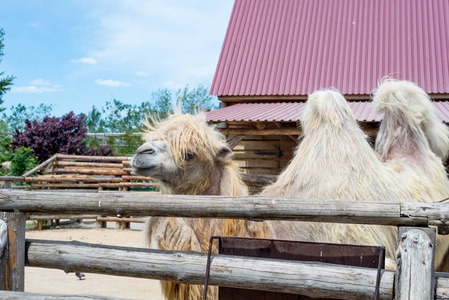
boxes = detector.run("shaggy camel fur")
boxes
[262,80,449,270]
[131,113,268,300]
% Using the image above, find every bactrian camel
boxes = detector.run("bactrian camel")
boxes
[131,112,268,300]
[262,79,449,270]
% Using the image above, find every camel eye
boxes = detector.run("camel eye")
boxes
[185,152,196,161]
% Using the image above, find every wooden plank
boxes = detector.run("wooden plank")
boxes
[28,215,99,221]
[395,228,435,299]
[226,135,245,149]
[54,168,126,176]
[25,239,394,299]
[55,161,123,168]
[56,155,130,162]
[121,175,152,181]
[221,128,301,136]
[233,140,280,151]
[0,212,25,291]
[236,160,279,169]
[26,176,121,183]
[0,290,130,299]
[118,182,157,188]
[0,190,437,229]
[241,174,276,187]
[30,183,102,189]
[96,217,146,223]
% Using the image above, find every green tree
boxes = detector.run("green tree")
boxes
[0,29,15,112]
[2,103,54,131]
[177,84,216,114]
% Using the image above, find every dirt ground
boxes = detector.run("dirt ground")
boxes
[25,221,163,299]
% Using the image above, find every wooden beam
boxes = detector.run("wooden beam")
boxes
[22,155,58,177]
[221,128,301,136]
[25,239,394,299]
[0,191,448,231]
[56,154,130,162]
[28,214,99,221]
[96,217,146,223]
[55,161,124,168]
[241,174,276,187]
[395,227,435,300]
[0,291,130,299]
[54,168,127,176]
[226,135,245,149]
[0,212,25,291]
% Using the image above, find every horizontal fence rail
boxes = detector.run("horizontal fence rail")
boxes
[0,190,448,233]
[27,239,394,300]
[24,238,449,300]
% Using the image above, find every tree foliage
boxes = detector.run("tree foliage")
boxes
[12,112,113,163]
[3,103,54,131]
[0,29,15,111]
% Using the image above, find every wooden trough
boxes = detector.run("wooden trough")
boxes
[0,190,447,299]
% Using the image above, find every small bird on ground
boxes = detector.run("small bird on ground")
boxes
[75,272,86,280]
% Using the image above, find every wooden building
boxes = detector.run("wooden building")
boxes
[207,0,449,178]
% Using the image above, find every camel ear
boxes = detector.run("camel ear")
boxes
[216,146,232,162]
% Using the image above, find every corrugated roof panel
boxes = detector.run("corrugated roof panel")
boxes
[206,102,449,123]
[211,0,449,97]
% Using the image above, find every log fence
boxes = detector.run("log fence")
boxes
[0,190,448,299]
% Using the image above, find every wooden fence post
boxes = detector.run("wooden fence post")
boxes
[395,227,435,300]
[0,212,26,291]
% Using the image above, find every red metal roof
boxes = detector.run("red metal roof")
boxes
[206,102,449,123]
[211,0,449,97]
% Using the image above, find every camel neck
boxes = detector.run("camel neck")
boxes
[200,163,223,195]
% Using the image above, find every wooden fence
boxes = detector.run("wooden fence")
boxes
[0,190,448,299]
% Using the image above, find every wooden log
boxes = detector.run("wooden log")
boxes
[0,290,130,299]
[56,154,130,162]
[26,176,122,183]
[226,135,245,149]
[395,228,435,300]
[96,217,146,223]
[0,177,23,183]
[241,173,277,187]
[118,182,157,188]
[55,161,124,168]
[25,239,395,299]
[0,191,446,230]
[22,155,58,177]
[221,128,302,136]
[121,175,152,181]
[54,168,126,176]
[0,212,25,291]
[28,215,99,221]
[30,183,102,189]
[121,161,130,167]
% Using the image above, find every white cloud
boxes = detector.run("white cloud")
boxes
[81,1,234,86]
[11,79,64,93]
[12,86,64,94]
[95,79,131,87]
[71,57,98,64]
[134,71,149,77]
[29,78,52,86]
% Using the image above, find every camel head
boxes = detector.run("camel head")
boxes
[131,112,233,195]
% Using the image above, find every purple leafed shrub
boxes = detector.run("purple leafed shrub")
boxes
[12,112,114,162]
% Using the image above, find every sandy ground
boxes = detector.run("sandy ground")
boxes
[25,222,163,299]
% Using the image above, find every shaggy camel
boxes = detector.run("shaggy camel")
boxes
[262,80,449,270]
[131,113,268,300]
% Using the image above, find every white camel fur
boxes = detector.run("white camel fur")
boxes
[131,112,268,300]
[262,80,449,270]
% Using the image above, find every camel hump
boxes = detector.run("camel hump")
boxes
[373,79,449,159]
[302,89,357,133]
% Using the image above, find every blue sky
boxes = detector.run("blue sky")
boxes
[1,1,234,116]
